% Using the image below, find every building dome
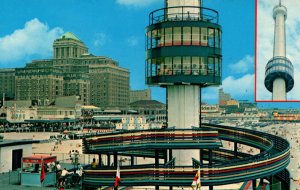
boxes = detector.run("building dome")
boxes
[60,32,82,41]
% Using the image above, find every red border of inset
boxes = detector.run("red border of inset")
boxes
[254,0,300,102]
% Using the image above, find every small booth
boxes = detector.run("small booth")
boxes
[21,155,57,187]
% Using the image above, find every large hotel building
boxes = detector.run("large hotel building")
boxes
[0,32,130,108]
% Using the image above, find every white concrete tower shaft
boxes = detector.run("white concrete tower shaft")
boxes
[167,86,200,165]
[273,3,286,57]
[166,0,201,166]
[272,3,287,100]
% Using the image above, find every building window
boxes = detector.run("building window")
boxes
[165,28,172,46]
[61,48,64,58]
[183,27,191,45]
[173,27,181,46]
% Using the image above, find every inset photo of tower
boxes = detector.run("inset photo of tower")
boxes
[256,0,300,101]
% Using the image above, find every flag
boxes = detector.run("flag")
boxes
[114,162,121,188]
[191,167,201,190]
[40,162,46,183]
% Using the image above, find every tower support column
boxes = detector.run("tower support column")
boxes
[253,179,257,190]
[272,78,286,100]
[167,85,200,166]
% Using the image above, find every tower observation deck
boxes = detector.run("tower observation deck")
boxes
[264,1,294,100]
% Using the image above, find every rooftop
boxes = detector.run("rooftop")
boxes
[0,140,39,148]
[130,100,166,108]
[60,32,81,41]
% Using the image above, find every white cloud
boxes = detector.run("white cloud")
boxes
[202,74,254,103]
[257,0,300,100]
[126,36,139,46]
[0,18,63,64]
[93,33,107,47]
[116,0,160,7]
[222,74,254,99]
[229,55,253,74]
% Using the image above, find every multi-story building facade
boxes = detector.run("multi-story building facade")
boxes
[1,32,129,108]
[218,88,231,106]
[0,69,15,100]
[89,64,129,107]
[15,65,64,104]
[130,89,151,103]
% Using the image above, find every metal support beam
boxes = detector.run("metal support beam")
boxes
[200,149,203,164]
[234,142,238,158]
[155,150,159,190]
[114,152,118,167]
[131,155,134,166]
[253,179,257,190]
[260,178,264,187]
[208,149,213,190]
[164,153,168,164]
[107,153,110,166]
[209,149,213,166]
[169,149,173,161]
[270,176,273,190]
[98,154,102,167]
[169,149,173,190]
[155,150,159,166]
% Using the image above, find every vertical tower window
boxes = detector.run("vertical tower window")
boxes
[165,28,172,46]
[192,57,200,75]
[208,28,215,47]
[173,57,181,75]
[164,57,172,75]
[192,27,200,46]
[183,56,191,75]
[173,27,181,46]
[201,28,208,46]
[183,27,191,45]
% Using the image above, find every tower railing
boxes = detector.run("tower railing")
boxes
[149,6,219,25]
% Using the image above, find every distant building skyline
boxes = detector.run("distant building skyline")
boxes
[1,32,130,108]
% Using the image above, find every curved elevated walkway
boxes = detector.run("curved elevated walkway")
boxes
[82,124,290,189]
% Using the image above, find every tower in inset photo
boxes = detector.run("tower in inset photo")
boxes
[264,0,294,100]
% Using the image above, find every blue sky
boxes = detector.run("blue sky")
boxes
[0,0,298,108]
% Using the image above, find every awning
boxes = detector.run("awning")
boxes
[81,105,100,110]
[93,116,122,121]
[22,154,57,164]
[103,110,121,113]
[127,110,138,113]
[24,119,79,123]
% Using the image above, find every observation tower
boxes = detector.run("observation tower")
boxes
[146,0,221,165]
[82,1,290,189]
[264,0,294,100]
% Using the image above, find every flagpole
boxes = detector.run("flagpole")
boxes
[191,166,201,190]
[114,160,120,190]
